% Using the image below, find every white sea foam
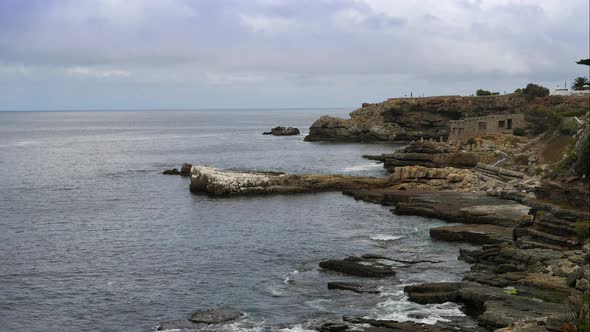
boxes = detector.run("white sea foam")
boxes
[369,234,403,241]
[267,284,285,297]
[282,269,299,284]
[278,324,316,332]
[367,297,465,325]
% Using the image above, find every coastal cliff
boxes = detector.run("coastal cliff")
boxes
[305,94,589,142]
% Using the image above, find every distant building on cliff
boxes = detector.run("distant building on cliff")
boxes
[448,113,525,142]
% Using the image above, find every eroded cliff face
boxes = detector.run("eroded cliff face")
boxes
[304,94,589,142]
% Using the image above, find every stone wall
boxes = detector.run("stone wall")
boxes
[448,113,525,142]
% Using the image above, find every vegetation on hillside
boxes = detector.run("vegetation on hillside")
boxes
[520,83,550,100]
[475,89,499,96]
[525,106,562,134]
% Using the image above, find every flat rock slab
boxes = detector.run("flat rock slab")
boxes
[430,224,513,244]
[345,190,531,227]
[190,166,390,196]
[320,256,396,278]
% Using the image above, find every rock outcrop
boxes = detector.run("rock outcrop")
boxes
[345,190,531,227]
[189,166,391,196]
[263,126,300,136]
[319,256,396,278]
[388,166,477,191]
[366,141,479,171]
[305,95,589,142]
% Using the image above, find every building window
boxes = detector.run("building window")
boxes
[498,120,505,128]
[507,119,513,129]
[479,122,487,131]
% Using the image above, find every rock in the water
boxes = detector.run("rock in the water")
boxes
[327,282,379,294]
[190,309,243,324]
[189,166,391,196]
[263,126,300,136]
[162,168,181,175]
[319,322,350,332]
[319,256,396,278]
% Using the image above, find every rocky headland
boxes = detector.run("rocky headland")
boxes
[163,93,589,331]
[305,94,589,142]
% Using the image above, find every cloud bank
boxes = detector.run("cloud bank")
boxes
[0,0,588,109]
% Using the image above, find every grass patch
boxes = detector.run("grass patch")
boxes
[575,220,589,243]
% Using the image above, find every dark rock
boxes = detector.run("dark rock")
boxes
[327,282,379,294]
[180,163,192,176]
[320,322,350,332]
[264,126,300,136]
[343,316,487,332]
[162,168,181,175]
[190,309,243,324]
[566,266,585,286]
[319,256,396,278]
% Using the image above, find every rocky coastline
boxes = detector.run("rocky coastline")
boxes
[162,94,589,331]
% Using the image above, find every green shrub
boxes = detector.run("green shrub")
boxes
[520,83,550,100]
[575,221,589,243]
[553,105,589,118]
[525,106,562,134]
[476,89,500,96]
[513,128,526,136]
[559,120,579,135]
[565,294,590,332]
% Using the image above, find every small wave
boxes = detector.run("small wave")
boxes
[370,234,403,241]
[282,269,299,285]
[267,284,285,297]
[342,164,383,172]
[304,299,333,311]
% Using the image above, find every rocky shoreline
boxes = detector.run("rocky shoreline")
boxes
[161,94,589,331]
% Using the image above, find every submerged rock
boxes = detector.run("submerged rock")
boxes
[319,256,396,278]
[327,282,379,294]
[163,163,192,176]
[162,168,181,175]
[190,309,243,324]
[263,126,300,136]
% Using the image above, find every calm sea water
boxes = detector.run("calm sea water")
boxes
[0,110,473,332]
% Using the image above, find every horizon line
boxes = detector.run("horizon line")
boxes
[0,106,357,112]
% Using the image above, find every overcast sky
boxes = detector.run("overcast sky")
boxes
[0,0,588,110]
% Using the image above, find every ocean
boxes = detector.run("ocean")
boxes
[0,109,473,331]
